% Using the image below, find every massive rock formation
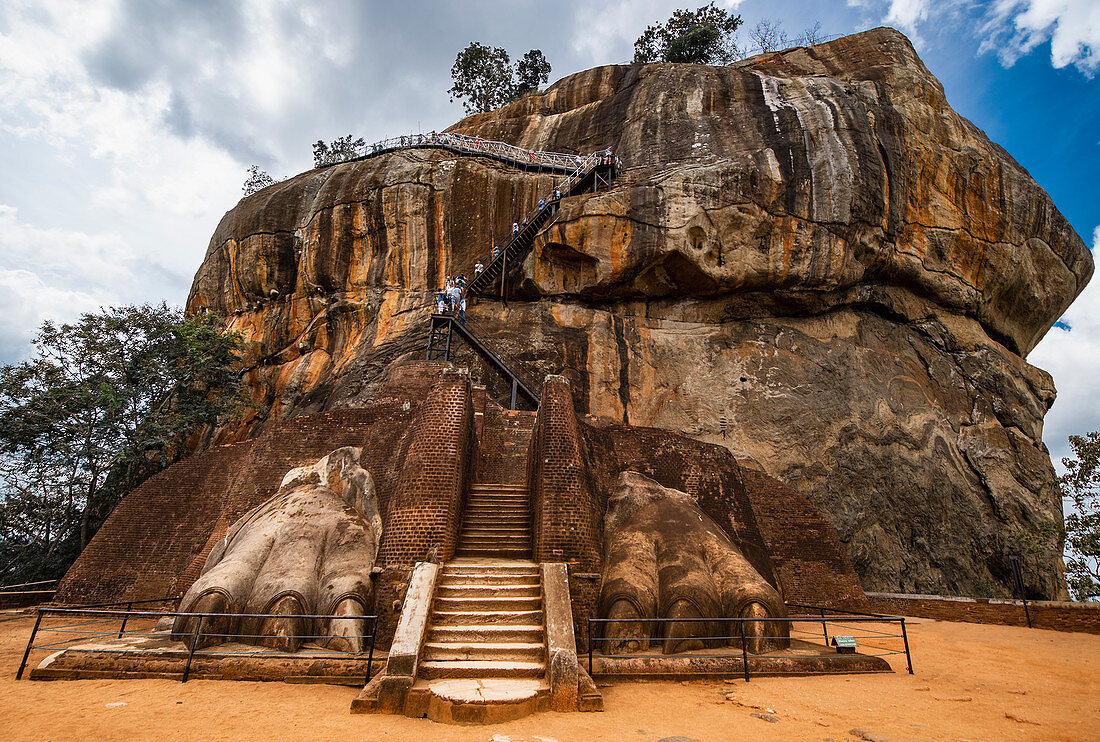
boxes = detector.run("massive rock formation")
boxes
[187,28,1091,599]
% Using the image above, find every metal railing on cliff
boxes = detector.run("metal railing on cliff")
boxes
[322,130,622,179]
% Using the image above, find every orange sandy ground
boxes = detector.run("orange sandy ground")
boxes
[0,611,1097,741]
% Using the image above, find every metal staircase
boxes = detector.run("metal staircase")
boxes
[466,154,617,300]
[425,315,538,410]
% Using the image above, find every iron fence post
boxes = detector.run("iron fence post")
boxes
[182,615,204,683]
[587,619,593,677]
[900,618,913,675]
[820,607,829,646]
[16,609,44,680]
[117,601,133,639]
[365,617,376,682]
[740,620,750,682]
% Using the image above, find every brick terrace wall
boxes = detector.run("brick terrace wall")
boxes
[740,470,868,609]
[54,439,256,605]
[865,592,1100,634]
[527,376,601,571]
[377,370,475,564]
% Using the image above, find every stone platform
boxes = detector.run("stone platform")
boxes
[28,629,385,685]
[589,638,893,679]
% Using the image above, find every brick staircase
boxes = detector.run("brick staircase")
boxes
[404,404,551,722]
[455,484,532,558]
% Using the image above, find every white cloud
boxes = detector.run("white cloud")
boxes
[0,204,136,362]
[1030,225,1100,472]
[883,0,931,40]
[982,0,1100,74]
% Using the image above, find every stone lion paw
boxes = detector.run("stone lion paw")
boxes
[598,471,788,655]
[172,447,382,652]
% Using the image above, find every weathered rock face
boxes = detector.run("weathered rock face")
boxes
[187,28,1091,599]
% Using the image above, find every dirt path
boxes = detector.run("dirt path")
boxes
[0,611,1096,741]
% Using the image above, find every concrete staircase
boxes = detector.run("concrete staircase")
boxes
[455,484,532,559]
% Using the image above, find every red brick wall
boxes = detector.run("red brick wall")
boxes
[527,376,601,571]
[476,405,535,484]
[378,370,475,564]
[54,439,257,605]
[865,593,1100,634]
[741,470,868,609]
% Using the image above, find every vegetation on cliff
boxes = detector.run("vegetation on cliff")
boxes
[0,305,246,585]
[448,43,551,114]
[1061,433,1100,600]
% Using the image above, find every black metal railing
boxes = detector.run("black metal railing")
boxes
[16,602,379,683]
[587,605,913,682]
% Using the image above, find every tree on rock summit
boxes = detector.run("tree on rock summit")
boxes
[449,42,552,114]
[634,2,743,64]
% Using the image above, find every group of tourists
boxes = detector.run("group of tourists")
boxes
[436,275,467,324]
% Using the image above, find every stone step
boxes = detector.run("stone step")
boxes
[459,518,532,525]
[464,502,529,510]
[466,492,528,498]
[443,561,537,572]
[437,573,538,586]
[428,625,544,644]
[457,545,533,555]
[405,678,549,724]
[458,536,532,546]
[437,573,538,584]
[467,492,529,498]
[462,508,530,515]
[460,523,531,531]
[455,547,532,558]
[434,595,541,612]
[462,510,531,517]
[422,642,546,662]
[457,534,532,544]
[457,534,534,545]
[419,660,545,680]
[436,584,540,599]
[470,483,528,491]
[430,610,544,626]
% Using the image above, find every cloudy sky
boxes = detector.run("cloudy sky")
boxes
[0,0,1097,465]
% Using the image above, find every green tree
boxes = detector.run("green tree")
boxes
[514,49,551,98]
[633,3,742,64]
[449,43,552,115]
[0,305,246,584]
[312,135,366,167]
[1061,432,1100,600]
[242,165,276,196]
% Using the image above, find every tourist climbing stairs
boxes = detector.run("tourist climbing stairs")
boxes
[467,152,617,299]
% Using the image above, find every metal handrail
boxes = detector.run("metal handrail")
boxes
[17,605,380,683]
[333,131,621,181]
